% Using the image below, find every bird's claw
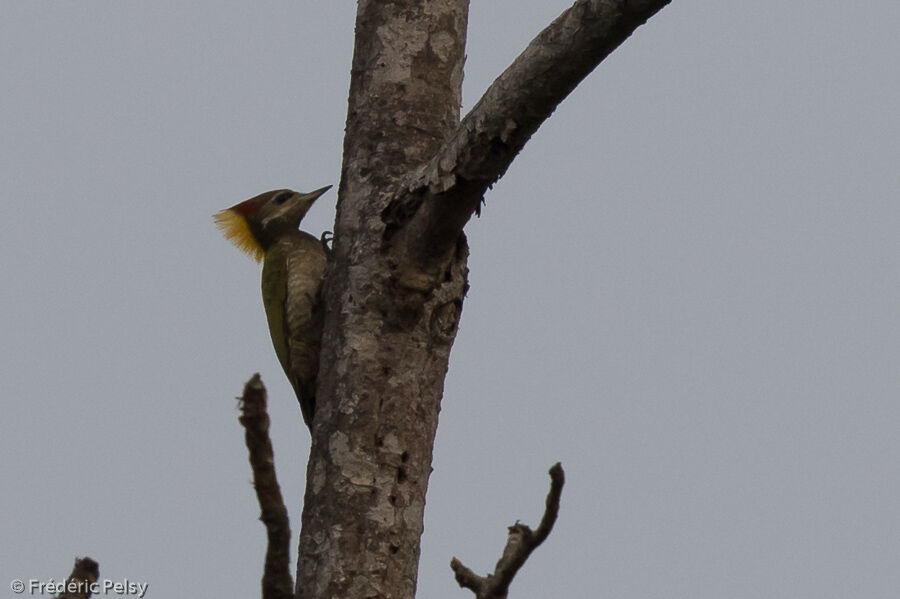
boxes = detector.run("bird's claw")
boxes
[320,231,334,255]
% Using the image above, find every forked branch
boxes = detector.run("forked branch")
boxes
[451,463,565,599]
[238,374,294,599]
[394,0,672,266]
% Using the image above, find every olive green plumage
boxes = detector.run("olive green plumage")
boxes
[215,186,331,429]
[261,228,327,427]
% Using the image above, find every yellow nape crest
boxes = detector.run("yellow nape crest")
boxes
[214,208,264,262]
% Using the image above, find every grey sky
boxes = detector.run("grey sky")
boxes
[2,2,898,598]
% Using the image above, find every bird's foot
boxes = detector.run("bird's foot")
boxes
[320,231,334,256]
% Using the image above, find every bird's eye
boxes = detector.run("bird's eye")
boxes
[274,191,292,205]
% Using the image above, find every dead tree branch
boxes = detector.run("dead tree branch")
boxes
[451,463,566,599]
[238,374,294,599]
[389,0,672,266]
[55,557,99,599]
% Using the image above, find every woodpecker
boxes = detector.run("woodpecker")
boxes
[215,186,331,429]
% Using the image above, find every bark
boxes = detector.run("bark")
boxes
[389,0,672,268]
[296,1,671,598]
[296,4,469,598]
[238,374,294,599]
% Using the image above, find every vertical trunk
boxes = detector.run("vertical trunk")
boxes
[296,2,470,598]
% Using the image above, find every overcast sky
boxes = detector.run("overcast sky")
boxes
[2,2,899,598]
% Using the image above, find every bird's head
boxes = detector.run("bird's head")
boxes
[214,186,331,262]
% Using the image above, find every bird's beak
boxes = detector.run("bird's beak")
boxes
[303,185,332,203]
[276,185,332,227]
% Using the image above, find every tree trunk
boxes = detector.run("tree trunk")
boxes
[295,1,671,597]
[295,2,470,598]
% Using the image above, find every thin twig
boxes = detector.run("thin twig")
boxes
[451,463,566,599]
[238,374,294,599]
